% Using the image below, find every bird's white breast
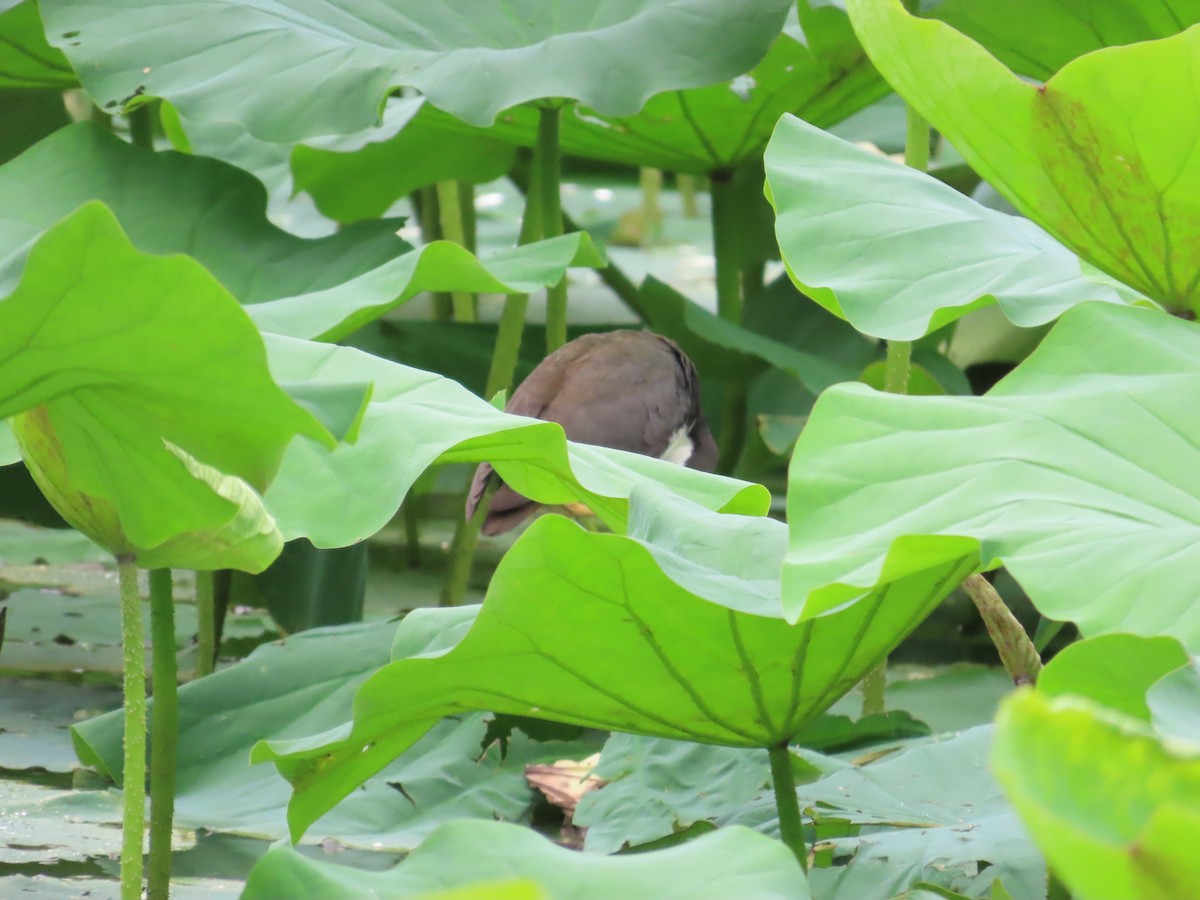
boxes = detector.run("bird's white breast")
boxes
[660,425,694,466]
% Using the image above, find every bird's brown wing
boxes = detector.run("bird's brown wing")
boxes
[465,335,610,531]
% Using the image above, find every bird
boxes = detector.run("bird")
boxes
[466,330,718,536]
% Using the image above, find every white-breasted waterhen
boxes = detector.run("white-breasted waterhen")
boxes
[466,330,717,535]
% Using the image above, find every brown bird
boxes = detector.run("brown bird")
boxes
[466,330,718,536]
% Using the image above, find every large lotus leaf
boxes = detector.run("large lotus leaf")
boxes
[261,336,768,547]
[42,0,794,141]
[422,4,885,175]
[242,821,808,900]
[932,0,1200,80]
[847,0,1200,312]
[292,98,518,224]
[0,1,75,88]
[1037,634,1190,722]
[0,202,364,567]
[784,303,1200,649]
[803,727,1045,900]
[764,114,1146,340]
[254,490,974,839]
[248,232,605,342]
[0,122,406,302]
[72,622,597,849]
[993,692,1200,900]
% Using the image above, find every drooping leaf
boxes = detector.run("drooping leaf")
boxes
[1037,634,1189,722]
[248,232,605,342]
[931,0,1200,80]
[765,114,1145,340]
[425,3,885,174]
[784,303,1200,650]
[0,203,359,569]
[847,0,1200,312]
[241,821,809,900]
[43,0,794,139]
[0,420,17,466]
[0,1,76,89]
[292,98,518,223]
[261,336,768,547]
[992,691,1200,900]
[0,122,406,302]
[804,726,1044,900]
[255,489,973,839]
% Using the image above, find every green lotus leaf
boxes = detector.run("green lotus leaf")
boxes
[847,0,1200,312]
[253,488,972,839]
[421,3,885,174]
[248,232,606,342]
[993,691,1200,900]
[0,421,17,466]
[241,821,808,900]
[765,113,1146,340]
[932,0,1200,80]
[42,0,793,139]
[262,336,768,547]
[1037,634,1189,722]
[0,1,75,89]
[0,202,359,568]
[0,123,406,303]
[784,303,1200,650]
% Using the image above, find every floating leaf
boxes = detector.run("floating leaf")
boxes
[847,0,1200,311]
[44,0,794,139]
[784,303,1200,651]
[993,691,1200,900]
[804,727,1045,900]
[765,114,1145,340]
[241,820,808,900]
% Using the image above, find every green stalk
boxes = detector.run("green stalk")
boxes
[639,167,662,247]
[863,70,931,719]
[677,173,700,218]
[768,743,807,872]
[710,170,747,472]
[538,107,568,353]
[435,180,477,323]
[438,479,497,607]
[116,555,146,900]
[486,156,544,398]
[962,574,1043,685]
[128,103,154,151]
[147,568,177,900]
[415,185,453,322]
[193,569,215,678]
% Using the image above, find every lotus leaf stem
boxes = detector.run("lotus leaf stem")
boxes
[116,555,146,900]
[538,106,568,352]
[768,743,808,873]
[147,568,178,900]
[194,569,215,678]
[436,179,478,323]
